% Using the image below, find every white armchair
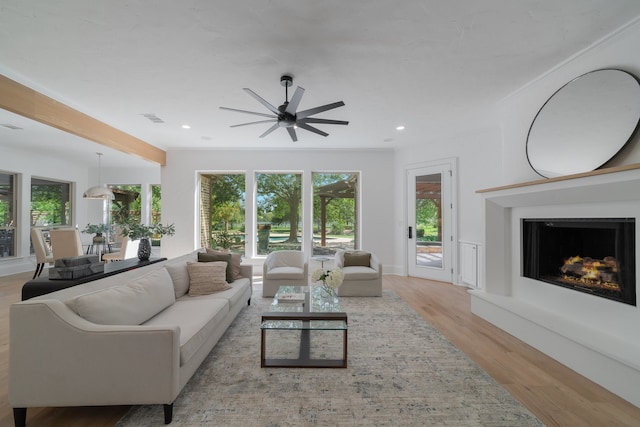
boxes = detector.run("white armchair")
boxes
[335,250,382,296]
[262,250,308,297]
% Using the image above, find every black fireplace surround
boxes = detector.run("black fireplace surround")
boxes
[522,218,636,306]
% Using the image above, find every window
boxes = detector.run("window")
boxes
[256,173,302,255]
[31,177,72,227]
[313,173,359,255]
[151,184,162,225]
[200,174,245,254]
[0,171,17,258]
[110,185,142,225]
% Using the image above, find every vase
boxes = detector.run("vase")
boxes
[321,284,337,299]
[138,238,152,261]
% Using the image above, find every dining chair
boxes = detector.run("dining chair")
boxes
[49,228,84,260]
[102,237,140,262]
[30,227,54,278]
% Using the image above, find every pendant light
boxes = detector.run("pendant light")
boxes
[83,152,115,200]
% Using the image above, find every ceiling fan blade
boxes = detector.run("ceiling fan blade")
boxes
[243,88,280,115]
[220,106,276,119]
[287,127,298,142]
[296,101,345,119]
[298,117,349,126]
[285,86,305,115]
[230,119,277,128]
[296,122,329,137]
[259,123,280,138]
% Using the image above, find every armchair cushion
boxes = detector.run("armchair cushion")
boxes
[66,267,175,325]
[343,252,371,267]
[341,266,380,280]
[265,266,305,280]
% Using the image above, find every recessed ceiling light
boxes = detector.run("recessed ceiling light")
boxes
[396,125,405,131]
[181,124,191,129]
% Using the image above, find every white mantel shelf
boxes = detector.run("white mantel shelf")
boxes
[477,161,640,193]
[471,164,640,407]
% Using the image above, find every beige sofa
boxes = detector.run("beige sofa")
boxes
[9,249,252,426]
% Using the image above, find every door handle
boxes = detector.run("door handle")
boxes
[408,226,413,239]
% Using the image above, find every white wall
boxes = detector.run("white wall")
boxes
[0,146,90,275]
[470,19,640,406]
[499,19,640,184]
[160,148,395,270]
[393,119,504,277]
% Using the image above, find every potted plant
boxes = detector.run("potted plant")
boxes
[120,222,175,260]
[81,223,113,243]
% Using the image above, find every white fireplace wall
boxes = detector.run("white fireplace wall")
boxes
[511,201,639,341]
[472,169,640,407]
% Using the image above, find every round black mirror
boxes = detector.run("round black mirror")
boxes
[526,69,640,178]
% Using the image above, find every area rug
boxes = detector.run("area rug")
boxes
[117,288,543,426]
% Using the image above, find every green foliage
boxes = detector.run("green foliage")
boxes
[312,173,357,238]
[331,221,346,235]
[416,199,438,227]
[110,185,142,224]
[81,223,113,235]
[120,222,175,240]
[256,173,301,243]
[212,230,233,249]
[31,181,71,225]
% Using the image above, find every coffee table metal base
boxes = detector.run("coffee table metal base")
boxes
[261,312,348,368]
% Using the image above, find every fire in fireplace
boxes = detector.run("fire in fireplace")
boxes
[522,218,636,306]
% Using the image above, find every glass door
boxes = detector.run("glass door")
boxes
[407,163,453,282]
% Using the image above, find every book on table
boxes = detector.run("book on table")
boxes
[277,293,305,302]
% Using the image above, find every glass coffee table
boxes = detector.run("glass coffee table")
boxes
[260,285,348,368]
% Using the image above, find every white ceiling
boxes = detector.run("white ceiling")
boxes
[2,1,640,168]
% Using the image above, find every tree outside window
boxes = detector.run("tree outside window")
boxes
[313,173,358,256]
[256,173,302,255]
[30,178,71,227]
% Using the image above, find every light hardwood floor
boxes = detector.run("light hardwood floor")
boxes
[1,272,639,426]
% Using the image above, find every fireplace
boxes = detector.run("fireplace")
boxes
[522,218,636,306]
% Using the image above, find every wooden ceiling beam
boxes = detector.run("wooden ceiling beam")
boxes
[0,74,166,165]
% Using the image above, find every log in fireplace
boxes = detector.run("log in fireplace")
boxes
[522,218,636,306]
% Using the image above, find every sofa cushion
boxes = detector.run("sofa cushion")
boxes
[265,266,305,280]
[206,248,242,280]
[144,298,229,365]
[178,277,251,308]
[343,252,371,267]
[342,265,379,280]
[187,261,232,296]
[198,252,234,283]
[165,263,190,298]
[66,267,176,325]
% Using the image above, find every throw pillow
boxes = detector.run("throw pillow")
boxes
[198,252,234,283]
[165,263,190,298]
[343,252,371,267]
[187,261,231,296]
[206,248,242,280]
[66,267,176,325]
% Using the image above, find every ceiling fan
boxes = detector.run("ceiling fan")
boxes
[220,75,348,142]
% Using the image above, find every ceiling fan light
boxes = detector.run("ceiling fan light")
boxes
[83,184,115,200]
